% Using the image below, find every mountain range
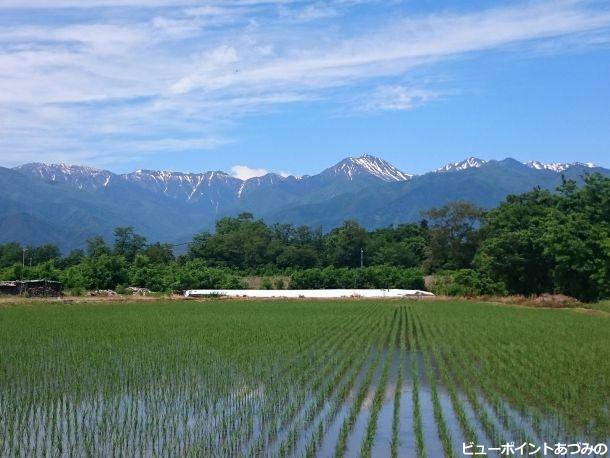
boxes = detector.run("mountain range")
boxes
[1,155,608,251]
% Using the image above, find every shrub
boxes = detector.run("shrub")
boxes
[124,260,245,292]
[65,287,85,297]
[115,284,128,295]
[429,269,507,296]
[289,266,425,290]
[289,268,324,289]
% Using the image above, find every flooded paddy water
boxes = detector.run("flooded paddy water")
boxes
[1,300,608,457]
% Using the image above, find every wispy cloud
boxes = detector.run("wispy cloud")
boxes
[0,0,297,8]
[278,2,338,22]
[358,85,440,112]
[0,0,609,168]
[170,2,610,95]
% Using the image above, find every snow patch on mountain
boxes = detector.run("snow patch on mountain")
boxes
[327,154,412,181]
[13,163,113,190]
[435,157,487,173]
[436,157,597,174]
[524,161,595,172]
[122,169,240,202]
[15,155,600,209]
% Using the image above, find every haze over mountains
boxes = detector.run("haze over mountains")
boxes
[1,155,607,251]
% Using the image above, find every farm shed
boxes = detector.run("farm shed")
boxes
[0,281,20,295]
[0,279,63,297]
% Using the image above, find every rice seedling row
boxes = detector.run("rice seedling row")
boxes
[411,308,454,457]
[267,305,385,457]
[425,315,541,445]
[0,300,607,457]
[332,309,395,456]
[359,309,401,457]
[406,306,426,458]
[389,305,406,458]
[246,305,374,455]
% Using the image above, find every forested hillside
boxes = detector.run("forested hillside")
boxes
[2,174,608,302]
[2,157,608,250]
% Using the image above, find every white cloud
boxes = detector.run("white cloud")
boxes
[1,0,610,167]
[171,2,610,96]
[184,5,251,21]
[0,0,186,6]
[360,85,440,111]
[231,165,270,179]
[171,45,240,94]
[230,165,292,179]
[185,6,232,17]
[0,0,302,8]
[279,3,338,22]
[152,17,202,39]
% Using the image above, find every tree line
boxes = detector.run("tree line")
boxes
[1,174,608,301]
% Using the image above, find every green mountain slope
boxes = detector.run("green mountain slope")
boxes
[0,167,203,251]
[266,159,610,229]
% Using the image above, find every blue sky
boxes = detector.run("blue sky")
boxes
[0,0,609,178]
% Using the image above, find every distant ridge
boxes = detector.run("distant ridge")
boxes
[13,155,598,193]
[4,155,608,251]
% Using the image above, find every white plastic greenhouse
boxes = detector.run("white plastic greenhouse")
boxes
[184,289,434,298]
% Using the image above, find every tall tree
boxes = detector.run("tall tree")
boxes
[86,236,111,258]
[0,242,23,268]
[143,242,174,264]
[475,188,556,295]
[113,227,147,262]
[190,215,273,269]
[323,220,369,267]
[422,201,483,272]
[26,244,60,265]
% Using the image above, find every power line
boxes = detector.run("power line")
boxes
[168,241,192,247]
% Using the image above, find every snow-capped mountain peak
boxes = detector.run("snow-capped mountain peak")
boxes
[524,161,595,172]
[15,162,106,176]
[122,169,240,202]
[326,154,413,182]
[13,162,113,190]
[435,157,597,174]
[13,155,602,213]
[435,157,487,173]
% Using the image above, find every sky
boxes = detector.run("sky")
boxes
[0,0,609,178]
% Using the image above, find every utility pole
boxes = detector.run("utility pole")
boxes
[360,247,364,268]
[21,247,26,295]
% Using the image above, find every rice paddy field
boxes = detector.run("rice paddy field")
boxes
[0,299,608,457]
